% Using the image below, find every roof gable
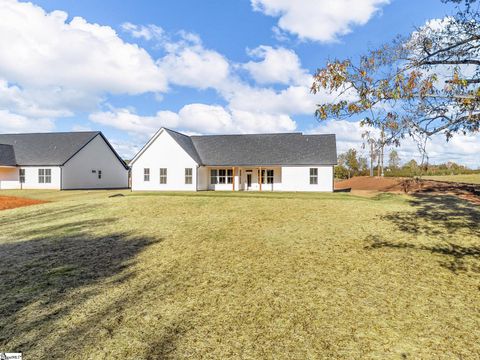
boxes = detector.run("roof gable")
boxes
[130,128,201,166]
[0,132,128,168]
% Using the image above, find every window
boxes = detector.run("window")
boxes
[38,169,51,184]
[19,169,25,183]
[98,170,102,179]
[160,168,167,184]
[210,169,233,184]
[261,169,274,184]
[185,168,193,184]
[210,169,218,184]
[310,168,318,185]
[218,169,226,184]
[144,168,150,182]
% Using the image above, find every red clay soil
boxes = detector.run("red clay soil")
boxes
[0,196,46,211]
[336,176,404,192]
[336,176,480,205]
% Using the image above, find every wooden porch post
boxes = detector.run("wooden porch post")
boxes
[232,166,235,191]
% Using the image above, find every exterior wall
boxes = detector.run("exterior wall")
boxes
[62,135,129,190]
[0,166,62,190]
[0,167,20,189]
[200,166,281,191]
[131,130,198,191]
[199,166,332,192]
[238,167,282,191]
[281,166,333,192]
[197,166,208,191]
[205,166,237,191]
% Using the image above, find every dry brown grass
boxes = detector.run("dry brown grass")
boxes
[0,190,479,359]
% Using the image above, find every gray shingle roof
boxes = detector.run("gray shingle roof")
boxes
[0,144,16,166]
[0,132,128,168]
[190,133,337,166]
[164,129,202,164]
[155,128,337,166]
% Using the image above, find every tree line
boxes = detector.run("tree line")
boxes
[335,148,478,179]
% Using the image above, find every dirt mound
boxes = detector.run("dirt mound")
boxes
[336,176,404,192]
[336,176,480,205]
[0,196,46,211]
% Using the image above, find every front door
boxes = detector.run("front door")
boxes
[246,173,252,190]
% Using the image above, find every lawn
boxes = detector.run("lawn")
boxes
[0,190,479,359]
[424,173,480,184]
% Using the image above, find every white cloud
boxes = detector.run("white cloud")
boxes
[0,0,167,95]
[226,81,355,116]
[121,22,164,41]
[90,104,296,136]
[71,124,92,132]
[251,0,390,42]
[309,119,480,168]
[243,46,310,85]
[109,138,142,160]
[0,110,54,133]
[0,0,173,133]
[89,107,180,135]
[158,42,231,90]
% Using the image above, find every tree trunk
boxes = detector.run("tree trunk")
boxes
[370,142,374,177]
[380,126,385,177]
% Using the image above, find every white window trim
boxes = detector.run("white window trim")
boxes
[160,168,167,184]
[210,168,233,185]
[309,168,318,185]
[185,168,193,184]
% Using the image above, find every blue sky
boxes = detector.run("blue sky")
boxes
[1,0,478,167]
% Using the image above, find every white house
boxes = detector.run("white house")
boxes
[0,131,129,190]
[130,128,337,192]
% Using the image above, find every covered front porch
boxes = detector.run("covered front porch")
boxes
[198,166,281,191]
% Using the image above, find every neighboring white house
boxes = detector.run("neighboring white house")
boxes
[130,128,337,192]
[0,132,129,190]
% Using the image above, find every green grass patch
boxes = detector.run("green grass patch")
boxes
[424,173,480,184]
[0,190,479,359]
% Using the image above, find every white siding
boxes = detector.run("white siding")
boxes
[22,166,61,190]
[0,167,20,189]
[281,166,333,192]
[131,130,198,191]
[197,166,208,191]
[0,167,61,190]
[62,134,129,190]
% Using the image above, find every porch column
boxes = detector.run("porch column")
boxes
[232,166,235,191]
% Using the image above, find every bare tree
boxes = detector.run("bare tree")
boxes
[388,149,401,169]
